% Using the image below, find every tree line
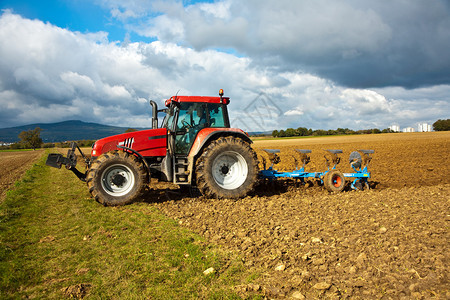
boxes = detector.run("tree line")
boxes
[271,127,391,138]
[271,118,450,138]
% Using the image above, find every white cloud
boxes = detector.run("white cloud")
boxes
[196,0,232,20]
[284,109,304,116]
[60,72,96,94]
[96,0,154,21]
[0,9,448,133]
[340,89,391,116]
[137,14,185,41]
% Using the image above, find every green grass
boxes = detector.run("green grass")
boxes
[0,153,260,299]
[0,149,37,152]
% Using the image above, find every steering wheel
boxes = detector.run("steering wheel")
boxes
[181,120,192,129]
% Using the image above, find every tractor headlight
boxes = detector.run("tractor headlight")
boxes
[91,142,98,157]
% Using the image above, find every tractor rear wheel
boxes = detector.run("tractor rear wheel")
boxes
[324,170,345,193]
[196,136,258,198]
[86,151,147,206]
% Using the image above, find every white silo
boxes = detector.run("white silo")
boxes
[389,124,400,132]
[418,122,432,132]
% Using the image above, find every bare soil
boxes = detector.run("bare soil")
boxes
[0,150,44,202]
[148,132,449,299]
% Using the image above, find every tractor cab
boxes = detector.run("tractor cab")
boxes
[160,93,230,155]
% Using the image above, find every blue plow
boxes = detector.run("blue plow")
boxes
[258,148,374,192]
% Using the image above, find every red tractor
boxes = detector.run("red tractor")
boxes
[46,90,259,206]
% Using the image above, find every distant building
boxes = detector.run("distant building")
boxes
[389,124,400,132]
[418,122,432,132]
[403,127,415,133]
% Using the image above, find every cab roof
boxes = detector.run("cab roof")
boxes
[165,95,230,107]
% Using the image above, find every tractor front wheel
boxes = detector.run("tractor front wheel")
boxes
[324,169,346,193]
[196,136,258,198]
[86,151,147,206]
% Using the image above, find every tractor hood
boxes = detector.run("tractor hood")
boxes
[91,128,167,158]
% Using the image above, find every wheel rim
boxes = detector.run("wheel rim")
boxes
[101,164,135,196]
[332,174,342,187]
[212,151,248,190]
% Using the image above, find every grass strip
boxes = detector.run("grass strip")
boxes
[0,153,258,299]
[0,149,36,152]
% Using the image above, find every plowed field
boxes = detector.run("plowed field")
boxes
[2,133,449,298]
[151,132,450,299]
[0,150,44,202]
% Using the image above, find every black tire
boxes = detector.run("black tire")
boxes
[86,151,147,206]
[324,169,345,193]
[195,136,258,198]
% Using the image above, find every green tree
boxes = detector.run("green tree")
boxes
[433,119,450,131]
[296,127,309,136]
[272,130,279,137]
[18,127,43,150]
[371,128,381,134]
[285,128,296,137]
[313,129,327,136]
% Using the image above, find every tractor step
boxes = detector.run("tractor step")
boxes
[174,156,189,184]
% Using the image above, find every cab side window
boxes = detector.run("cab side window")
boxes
[208,104,226,127]
[174,102,229,154]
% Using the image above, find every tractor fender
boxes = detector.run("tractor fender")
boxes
[188,128,252,158]
[117,145,151,183]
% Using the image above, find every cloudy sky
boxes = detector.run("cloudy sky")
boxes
[0,0,449,132]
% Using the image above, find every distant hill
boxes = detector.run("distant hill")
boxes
[248,131,273,136]
[0,120,150,143]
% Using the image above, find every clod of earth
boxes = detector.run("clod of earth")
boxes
[203,267,215,275]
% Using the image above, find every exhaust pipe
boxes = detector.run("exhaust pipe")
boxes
[150,100,158,129]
